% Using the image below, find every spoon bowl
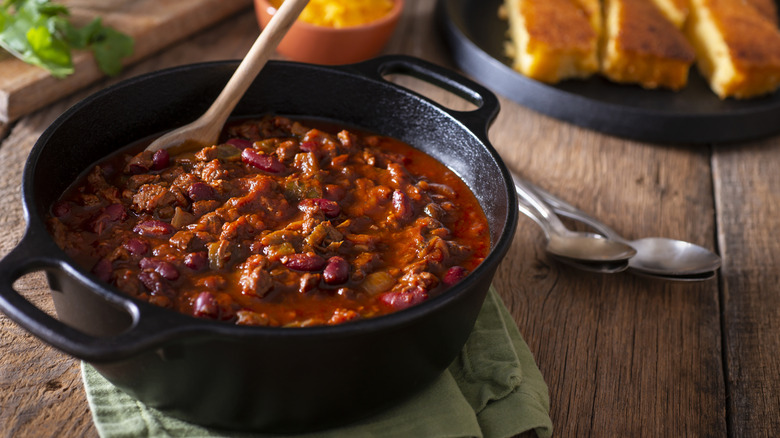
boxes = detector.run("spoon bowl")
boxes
[625,237,721,276]
[547,233,636,262]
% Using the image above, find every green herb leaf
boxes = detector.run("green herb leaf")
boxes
[89,23,134,76]
[0,0,134,78]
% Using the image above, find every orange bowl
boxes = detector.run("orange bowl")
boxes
[254,0,404,65]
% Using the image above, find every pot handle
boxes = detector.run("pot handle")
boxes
[0,229,188,362]
[348,55,500,143]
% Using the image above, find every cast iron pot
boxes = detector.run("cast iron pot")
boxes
[0,56,517,432]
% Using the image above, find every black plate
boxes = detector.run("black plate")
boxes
[437,0,780,144]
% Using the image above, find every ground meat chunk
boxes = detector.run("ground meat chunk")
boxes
[132,184,186,215]
[188,212,224,235]
[239,254,272,297]
[125,174,160,191]
[352,252,381,281]
[220,214,264,242]
[192,200,221,217]
[169,230,215,252]
[172,172,200,193]
[200,159,234,183]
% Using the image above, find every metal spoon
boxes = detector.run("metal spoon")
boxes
[516,197,630,274]
[511,173,637,263]
[530,184,722,276]
[517,192,718,280]
[518,195,719,280]
[145,0,309,153]
[630,270,716,282]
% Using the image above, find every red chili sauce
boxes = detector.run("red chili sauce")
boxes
[47,116,489,327]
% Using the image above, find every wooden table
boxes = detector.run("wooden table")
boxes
[1,1,778,436]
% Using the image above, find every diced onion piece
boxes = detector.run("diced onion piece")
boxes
[361,271,395,295]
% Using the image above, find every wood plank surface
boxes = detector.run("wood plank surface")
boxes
[0,0,253,123]
[0,0,774,436]
[713,139,780,437]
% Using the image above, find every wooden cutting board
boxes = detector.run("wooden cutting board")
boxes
[0,0,253,123]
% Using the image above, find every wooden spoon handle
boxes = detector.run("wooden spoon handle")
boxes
[201,0,309,125]
[146,0,308,152]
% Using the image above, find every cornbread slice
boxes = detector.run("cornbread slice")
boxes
[601,0,696,90]
[649,0,689,28]
[686,0,780,99]
[746,0,778,25]
[504,0,600,83]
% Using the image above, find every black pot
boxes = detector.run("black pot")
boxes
[0,56,517,432]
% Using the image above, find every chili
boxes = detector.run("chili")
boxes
[48,116,489,327]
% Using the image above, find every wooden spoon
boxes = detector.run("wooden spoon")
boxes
[145,0,309,153]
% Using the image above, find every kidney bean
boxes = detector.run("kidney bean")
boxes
[226,138,253,150]
[187,182,216,202]
[184,251,208,271]
[392,190,413,221]
[91,203,127,234]
[443,266,467,286]
[91,258,112,283]
[133,220,175,237]
[138,270,174,297]
[378,287,428,310]
[158,263,180,281]
[139,257,180,281]
[241,148,285,173]
[316,198,340,218]
[123,238,149,256]
[106,203,126,220]
[299,198,341,218]
[323,256,349,285]
[193,291,219,319]
[52,201,71,218]
[283,253,326,272]
[151,149,170,170]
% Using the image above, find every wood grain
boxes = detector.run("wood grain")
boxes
[713,138,780,437]
[0,0,252,123]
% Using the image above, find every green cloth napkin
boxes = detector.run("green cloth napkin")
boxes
[82,287,553,438]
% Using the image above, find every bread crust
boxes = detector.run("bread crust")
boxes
[602,0,695,90]
[504,0,599,83]
[686,0,780,98]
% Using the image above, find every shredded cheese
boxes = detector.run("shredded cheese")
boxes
[270,0,394,28]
